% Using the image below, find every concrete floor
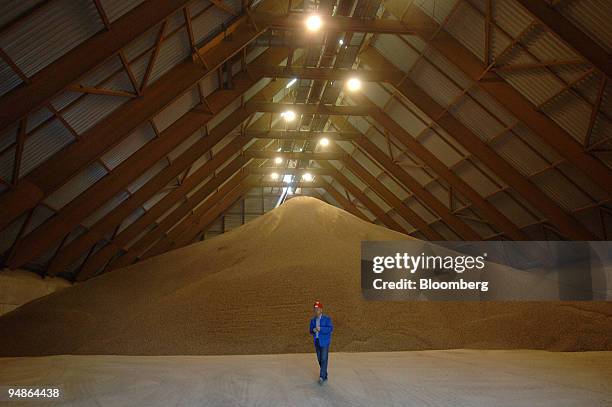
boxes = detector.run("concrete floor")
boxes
[0,350,611,406]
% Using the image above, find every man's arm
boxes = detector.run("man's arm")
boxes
[319,317,333,334]
[309,319,316,335]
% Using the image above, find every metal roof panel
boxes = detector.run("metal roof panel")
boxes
[43,161,108,210]
[149,28,192,85]
[61,93,129,135]
[153,86,199,132]
[99,0,146,23]
[0,58,22,97]
[20,119,75,177]
[555,0,612,52]
[101,122,156,170]
[82,190,130,228]
[0,0,104,78]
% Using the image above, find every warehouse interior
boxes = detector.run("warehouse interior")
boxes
[0,0,611,405]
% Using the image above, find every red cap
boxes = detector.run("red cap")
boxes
[313,301,323,309]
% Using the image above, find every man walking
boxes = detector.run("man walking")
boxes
[309,301,333,384]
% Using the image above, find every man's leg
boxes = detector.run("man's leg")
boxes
[319,346,329,381]
[315,339,322,366]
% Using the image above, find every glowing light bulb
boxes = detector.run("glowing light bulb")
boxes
[274,157,283,164]
[302,172,313,182]
[346,77,362,91]
[338,39,344,45]
[319,137,330,147]
[281,110,296,121]
[270,172,279,180]
[305,15,322,32]
[286,78,297,88]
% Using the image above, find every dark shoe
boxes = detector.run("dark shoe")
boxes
[318,377,324,385]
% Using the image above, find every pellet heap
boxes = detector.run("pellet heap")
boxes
[0,197,610,356]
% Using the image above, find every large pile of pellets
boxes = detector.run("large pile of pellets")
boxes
[0,197,610,356]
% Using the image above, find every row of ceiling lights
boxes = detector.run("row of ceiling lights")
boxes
[265,15,357,186]
[270,172,314,182]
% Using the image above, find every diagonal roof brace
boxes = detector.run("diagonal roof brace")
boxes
[0,0,193,131]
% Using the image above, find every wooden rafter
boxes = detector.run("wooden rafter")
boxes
[360,46,596,240]
[93,0,111,29]
[49,134,251,276]
[251,11,429,34]
[151,178,249,255]
[67,84,137,98]
[0,47,29,83]
[344,136,483,240]
[140,20,168,92]
[515,0,611,78]
[386,1,612,199]
[79,157,250,279]
[7,49,290,270]
[317,178,369,221]
[12,118,27,186]
[339,156,445,239]
[0,20,267,233]
[69,81,290,278]
[0,0,192,131]
[584,76,607,148]
[3,0,608,278]
[484,0,491,66]
[118,51,141,96]
[210,0,239,17]
[492,59,585,72]
[0,0,53,34]
[319,164,409,234]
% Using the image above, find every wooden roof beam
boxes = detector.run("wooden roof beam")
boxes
[79,118,286,279]
[248,167,332,175]
[245,129,362,140]
[337,157,445,240]
[514,0,611,78]
[0,0,192,131]
[245,101,373,116]
[4,48,289,269]
[359,47,596,240]
[322,166,410,235]
[48,79,292,276]
[345,96,530,240]
[386,1,612,198]
[251,11,434,34]
[341,137,481,240]
[48,133,252,276]
[316,178,370,222]
[0,17,263,232]
[146,175,250,256]
[244,151,347,160]
[82,158,250,278]
[9,95,255,270]
[247,65,404,83]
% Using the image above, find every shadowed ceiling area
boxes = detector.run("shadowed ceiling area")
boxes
[0,0,610,281]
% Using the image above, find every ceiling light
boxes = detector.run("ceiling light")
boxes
[346,77,362,92]
[281,110,296,121]
[305,15,322,32]
[286,78,297,88]
[302,172,313,182]
[270,172,279,180]
[274,157,283,164]
[338,39,344,45]
[319,137,330,146]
